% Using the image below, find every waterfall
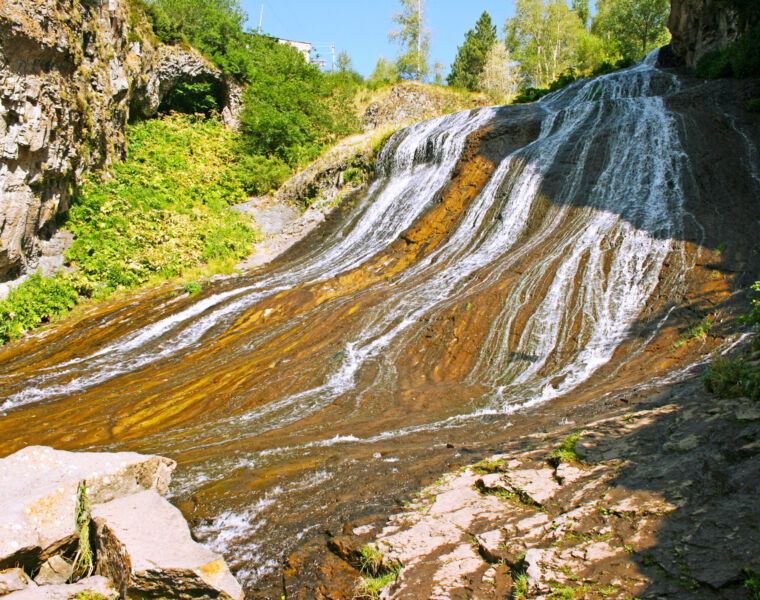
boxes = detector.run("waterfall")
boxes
[2,50,757,590]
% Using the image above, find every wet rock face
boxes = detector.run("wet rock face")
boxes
[0,0,234,282]
[667,0,756,69]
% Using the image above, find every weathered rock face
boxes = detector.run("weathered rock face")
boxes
[0,0,235,282]
[0,446,242,600]
[93,490,243,600]
[668,0,757,68]
[0,445,175,571]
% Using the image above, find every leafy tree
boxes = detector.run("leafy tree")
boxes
[505,0,584,88]
[591,0,670,62]
[572,0,590,28]
[448,11,498,91]
[368,56,400,87]
[337,50,353,72]
[238,36,357,164]
[433,61,445,85]
[389,0,430,81]
[479,41,519,103]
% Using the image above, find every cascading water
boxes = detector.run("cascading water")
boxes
[1,51,758,595]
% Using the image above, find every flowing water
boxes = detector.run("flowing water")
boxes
[1,52,758,595]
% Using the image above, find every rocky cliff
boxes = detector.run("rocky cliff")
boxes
[0,0,236,282]
[668,0,758,68]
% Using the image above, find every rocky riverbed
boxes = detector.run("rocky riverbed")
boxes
[301,349,760,599]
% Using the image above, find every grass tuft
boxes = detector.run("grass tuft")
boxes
[552,431,583,464]
[72,481,93,580]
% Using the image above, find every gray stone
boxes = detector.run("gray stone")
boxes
[0,446,175,570]
[0,568,34,595]
[92,490,243,600]
[735,405,760,421]
[668,0,758,69]
[33,556,73,586]
[3,576,116,600]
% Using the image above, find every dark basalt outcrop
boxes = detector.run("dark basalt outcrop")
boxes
[0,0,237,284]
[668,0,759,69]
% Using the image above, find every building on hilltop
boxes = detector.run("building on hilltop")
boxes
[277,39,311,62]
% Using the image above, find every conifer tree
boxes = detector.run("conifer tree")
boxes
[447,11,497,91]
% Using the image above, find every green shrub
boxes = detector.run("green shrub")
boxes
[696,23,760,79]
[748,98,760,112]
[233,153,291,195]
[183,281,202,295]
[0,114,260,345]
[158,79,225,116]
[552,431,583,463]
[0,274,80,344]
[66,114,258,294]
[704,356,759,401]
[238,37,359,166]
[744,568,760,600]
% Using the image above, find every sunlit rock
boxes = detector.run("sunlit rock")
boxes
[0,446,174,571]
[92,490,243,600]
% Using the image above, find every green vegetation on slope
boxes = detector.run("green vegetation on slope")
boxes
[138,0,362,190]
[695,22,760,79]
[703,282,760,402]
[0,114,259,344]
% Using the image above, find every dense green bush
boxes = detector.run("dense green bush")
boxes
[238,37,359,165]
[704,356,759,401]
[0,274,80,344]
[233,154,291,195]
[0,114,261,345]
[66,114,258,289]
[158,79,225,116]
[696,23,760,79]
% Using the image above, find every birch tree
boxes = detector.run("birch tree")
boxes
[504,0,583,88]
[389,0,431,81]
[479,41,519,104]
[591,0,670,61]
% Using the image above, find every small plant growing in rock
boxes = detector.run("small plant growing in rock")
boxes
[744,569,760,600]
[357,544,402,599]
[183,281,203,295]
[71,481,94,580]
[359,544,384,575]
[552,431,582,464]
[472,457,506,474]
[513,572,529,599]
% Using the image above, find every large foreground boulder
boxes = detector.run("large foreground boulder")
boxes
[0,446,243,600]
[93,490,243,600]
[0,446,174,571]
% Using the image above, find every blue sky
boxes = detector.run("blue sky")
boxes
[240,1,519,78]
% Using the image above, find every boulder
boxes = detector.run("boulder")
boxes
[0,446,175,571]
[3,576,117,600]
[92,490,243,600]
[33,556,73,586]
[0,568,34,595]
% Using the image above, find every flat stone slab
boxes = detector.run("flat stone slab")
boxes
[0,446,175,570]
[0,568,34,594]
[93,490,243,600]
[3,575,116,600]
